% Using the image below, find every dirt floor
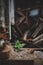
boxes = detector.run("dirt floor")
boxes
[0,48,43,65]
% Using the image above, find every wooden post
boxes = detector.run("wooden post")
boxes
[9,0,15,40]
[1,0,5,28]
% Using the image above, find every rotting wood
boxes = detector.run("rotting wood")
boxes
[18,16,25,25]
[16,8,30,26]
[16,11,24,17]
[22,30,30,40]
[39,17,43,21]
[34,38,43,44]
[32,34,43,45]
[16,11,24,16]
[32,23,43,38]
[16,16,25,25]
[33,34,43,42]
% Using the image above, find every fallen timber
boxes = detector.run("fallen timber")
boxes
[11,26,43,47]
[16,16,25,25]
[32,34,43,44]
[16,8,30,26]
[12,8,43,48]
[16,10,24,16]
[32,23,43,38]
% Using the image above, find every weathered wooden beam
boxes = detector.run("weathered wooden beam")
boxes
[32,23,43,38]
[18,16,25,25]
[33,34,43,42]
[16,10,24,17]
[33,38,43,45]
[18,34,43,47]
[22,30,30,40]
[16,16,25,25]
[20,8,30,11]
[39,17,43,21]
[32,34,43,45]
[16,8,30,26]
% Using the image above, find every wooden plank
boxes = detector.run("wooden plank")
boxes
[16,11,24,16]
[32,23,43,38]
[33,34,43,42]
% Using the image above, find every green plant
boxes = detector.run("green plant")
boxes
[14,40,24,52]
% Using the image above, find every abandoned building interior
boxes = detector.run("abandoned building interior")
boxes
[0,0,43,48]
[0,1,43,65]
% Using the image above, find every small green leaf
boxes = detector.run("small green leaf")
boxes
[13,40,25,51]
